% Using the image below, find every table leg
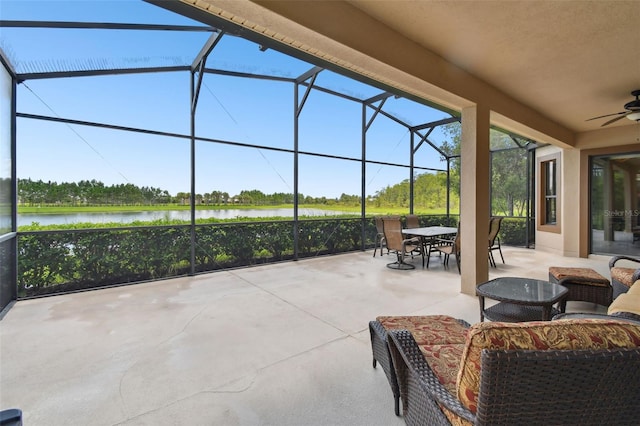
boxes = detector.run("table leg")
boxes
[478,296,485,322]
[542,305,551,321]
[425,237,431,268]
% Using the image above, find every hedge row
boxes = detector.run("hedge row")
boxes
[17,215,529,297]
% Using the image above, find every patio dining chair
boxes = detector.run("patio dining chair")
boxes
[382,217,424,269]
[405,214,420,229]
[373,216,386,257]
[404,214,425,259]
[373,215,400,257]
[488,216,505,267]
[427,228,460,273]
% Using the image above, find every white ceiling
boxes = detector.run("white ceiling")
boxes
[347,0,640,133]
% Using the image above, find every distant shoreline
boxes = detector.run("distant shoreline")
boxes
[18,204,356,214]
[18,204,455,215]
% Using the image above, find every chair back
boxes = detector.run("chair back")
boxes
[382,217,404,252]
[453,227,461,255]
[374,216,385,234]
[488,217,503,245]
[406,214,420,229]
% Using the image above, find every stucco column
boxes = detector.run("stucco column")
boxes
[460,105,490,295]
[562,148,580,256]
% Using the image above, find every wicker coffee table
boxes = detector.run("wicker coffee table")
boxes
[477,277,568,322]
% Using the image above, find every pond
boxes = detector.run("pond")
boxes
[18,208,351,227]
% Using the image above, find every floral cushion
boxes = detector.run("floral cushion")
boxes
[377,315,470,424]
[376,315,468,345]
[418,343,465,395]
[456,319,640,414]
[611,267,637,287]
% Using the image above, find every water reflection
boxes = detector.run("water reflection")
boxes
[18,208,351,227]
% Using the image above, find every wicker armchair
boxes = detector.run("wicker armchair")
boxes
[386,320,640,425]
[609,255,640,298]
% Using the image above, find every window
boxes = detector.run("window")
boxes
[544,160,557,224]
[538,153,561,233]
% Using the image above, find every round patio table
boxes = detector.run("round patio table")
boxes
[476,277,568,322]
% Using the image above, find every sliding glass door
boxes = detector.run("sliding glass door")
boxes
[591,153,640,256]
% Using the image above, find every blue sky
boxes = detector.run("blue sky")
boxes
[1,0,455,199]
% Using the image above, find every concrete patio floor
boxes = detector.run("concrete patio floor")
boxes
[0,247,610,426]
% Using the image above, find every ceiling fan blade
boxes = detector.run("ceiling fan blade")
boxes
[586,111,628,121]
[601,113,631,127]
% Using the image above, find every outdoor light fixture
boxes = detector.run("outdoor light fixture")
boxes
[627,112,640,122]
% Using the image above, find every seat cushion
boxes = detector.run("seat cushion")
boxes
[611,267,637,287]
[376,314,468,345]
[456,319,640,414]
[628,279,640,295]
[549,266,609,286]
[608,293,640,316]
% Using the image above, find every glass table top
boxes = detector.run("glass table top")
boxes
[476,277,568,304]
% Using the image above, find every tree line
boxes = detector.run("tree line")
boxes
[18,179,173,206]
[16,178,364,206]
[16,174,457,210]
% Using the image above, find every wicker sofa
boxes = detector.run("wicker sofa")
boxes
[383,317,640,425]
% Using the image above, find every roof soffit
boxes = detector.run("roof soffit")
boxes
[187,0,575,145]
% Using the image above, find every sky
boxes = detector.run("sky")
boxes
[0,0,456,199]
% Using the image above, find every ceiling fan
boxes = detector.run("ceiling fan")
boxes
[586,90,640,126]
